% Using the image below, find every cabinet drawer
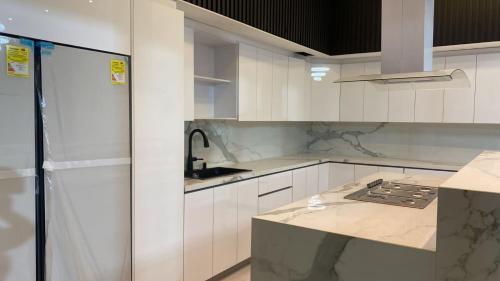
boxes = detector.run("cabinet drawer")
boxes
[404,168,455,179]
[258,188,293,213]
[258,171,293,195]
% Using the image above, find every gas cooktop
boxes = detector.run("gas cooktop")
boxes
[344,179,438,209]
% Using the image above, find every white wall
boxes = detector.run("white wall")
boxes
[132,1,184,281]
[0,0,131,55]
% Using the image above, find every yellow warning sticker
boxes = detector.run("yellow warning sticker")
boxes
[110,59,126,85]
[6,45,30,78]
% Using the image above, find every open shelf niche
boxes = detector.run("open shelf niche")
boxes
[194,33,238,120]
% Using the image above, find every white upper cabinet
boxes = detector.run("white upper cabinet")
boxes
[443,55,477,123]
[184,27,195,121]
[287,57,309,121]
[388,83,415,122]
[256,49,273,121]
[475,53,500,123]
[340,63,365,121]
[238,43,258,121]
[310,64,341,121]
[414,57,446,123]
[363,62,388,122]
[272,53,289,121]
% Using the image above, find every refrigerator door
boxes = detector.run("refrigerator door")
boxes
[0,36,36,281]
[41,45,131,281]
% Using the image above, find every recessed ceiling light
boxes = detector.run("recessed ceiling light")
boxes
[311,66,330,72]
[44,9,49,13]
[311,72,326,77]
[313,77,322,81]
[89,0,93,3]
[8,17,13,21]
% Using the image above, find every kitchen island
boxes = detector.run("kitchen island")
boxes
[251,172,443,281]
[251,151,500,281]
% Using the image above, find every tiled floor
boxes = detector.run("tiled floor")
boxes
[219,265,250,281]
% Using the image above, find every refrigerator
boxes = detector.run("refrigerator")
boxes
[0,34,132,281]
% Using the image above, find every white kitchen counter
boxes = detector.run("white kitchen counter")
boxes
[184,153,463,193]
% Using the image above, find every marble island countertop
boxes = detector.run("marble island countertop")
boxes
[254,172,447,252]
[185,153,463,192]
[440,150,500,193]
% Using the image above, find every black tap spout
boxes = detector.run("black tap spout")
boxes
[186,129,210,177]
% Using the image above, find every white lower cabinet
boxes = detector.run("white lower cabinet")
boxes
[306,165,319,196]
[378,166,404,174]
[258,188,293,213]
[318,163,330,192]
[237,179,259,263]
[292,168,307,201]
[184,188,214,281]
[213,183,238,275]
[329,163,355,187]
[354,165,379,181]
[258,171,293,195]
[404,168,455,178]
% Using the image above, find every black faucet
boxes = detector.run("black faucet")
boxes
[186,129,210,177]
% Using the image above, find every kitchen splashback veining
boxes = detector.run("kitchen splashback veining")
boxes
[184,120,309,167]
[185,121,500,168]
[307,122,500,165]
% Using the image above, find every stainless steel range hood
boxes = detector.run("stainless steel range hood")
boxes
[334,0,469,88]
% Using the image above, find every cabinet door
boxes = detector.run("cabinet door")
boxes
[256,49,273,121]
[292,168,307,201]
[306,165,319,196]
[318,163,330,192]
[258,188,293,213]
[415,57,445,123]
[363,62,389,122]
[310,64,341,121]
[475,53,500,123]
[237,179,259,262]
[329,163,355,188]
[213,183,238,275]
[258,171,293,195]
[238,43,257,121]
[184,27,195,121]
[287,57,308,121]
[354,165,379,181]
[272,53,288,121]
[340,63,365,121]
[388,83,416,122]
[184,189,214,281]
[443,55,476,123]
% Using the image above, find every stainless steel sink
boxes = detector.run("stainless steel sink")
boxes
[185,167,251,180]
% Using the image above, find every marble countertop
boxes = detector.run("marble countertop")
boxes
[184,153,463,192]
[441,150,500,194]
[254,172,448,252]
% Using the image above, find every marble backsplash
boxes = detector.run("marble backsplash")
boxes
[185,121,500,167]
[307,123,500,164]
[185,120,309,167]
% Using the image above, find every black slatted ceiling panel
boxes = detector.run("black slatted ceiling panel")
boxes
[185,0,333,54]
[184,0,500,55]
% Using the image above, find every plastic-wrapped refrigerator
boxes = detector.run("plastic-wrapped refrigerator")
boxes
[41,44,131,280]
[0,34,131,281]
